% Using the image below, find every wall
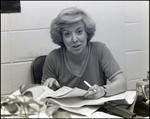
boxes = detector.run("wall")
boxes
[1,1,149,94]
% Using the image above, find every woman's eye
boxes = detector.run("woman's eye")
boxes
[77,30,83,35]
[64,32,71,38]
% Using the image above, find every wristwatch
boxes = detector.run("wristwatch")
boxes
[102,86,107,97]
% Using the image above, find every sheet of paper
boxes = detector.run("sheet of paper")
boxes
[23,86,54,99]
[52,86,73,97]
[58,87,88,98]
[45,86,88,98]
[124,91,136,104]
[61,105,100,116]
[44,91,136,107]
[5,86,87,101]
[70,111,121,118]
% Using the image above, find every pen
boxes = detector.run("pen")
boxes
[84,81,96,92]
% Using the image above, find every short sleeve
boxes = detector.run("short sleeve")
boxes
[41,51,58,83]
[100,44,122,81]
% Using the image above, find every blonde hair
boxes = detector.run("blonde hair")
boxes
[50,7,96,47]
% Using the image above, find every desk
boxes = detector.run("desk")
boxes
[1,107,121,118]
[1,90,148,118]
[1,106,149,118]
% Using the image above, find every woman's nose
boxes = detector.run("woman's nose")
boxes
[72,33,78,43]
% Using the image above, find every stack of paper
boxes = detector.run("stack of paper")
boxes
[21,85,136,116]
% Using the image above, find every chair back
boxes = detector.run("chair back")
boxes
[31,55,47,84]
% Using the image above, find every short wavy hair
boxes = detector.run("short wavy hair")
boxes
[50,7,96,47]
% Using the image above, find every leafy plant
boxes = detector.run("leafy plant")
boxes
[1,85,43,118]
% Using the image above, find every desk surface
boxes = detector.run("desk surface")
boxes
[1,90,148,118]
[1,108,121,118]
[1,89,121,118]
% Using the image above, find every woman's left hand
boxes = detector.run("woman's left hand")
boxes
[83,84,105,99]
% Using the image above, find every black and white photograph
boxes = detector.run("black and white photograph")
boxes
[1,1,149,118]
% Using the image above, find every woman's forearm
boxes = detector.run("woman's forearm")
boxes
[104,73,127,97]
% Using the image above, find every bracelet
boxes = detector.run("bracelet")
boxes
[102,86,107,97]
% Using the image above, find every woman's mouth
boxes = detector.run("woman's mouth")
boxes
[73,45,80,48]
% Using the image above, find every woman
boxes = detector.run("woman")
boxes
[42,7,127,99]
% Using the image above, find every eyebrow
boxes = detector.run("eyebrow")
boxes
[77,27,83,29]
[62,26,83,32]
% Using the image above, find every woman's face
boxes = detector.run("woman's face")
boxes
[62,21,87,55]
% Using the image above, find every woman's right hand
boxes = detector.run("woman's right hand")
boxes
[43,78,60,90]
